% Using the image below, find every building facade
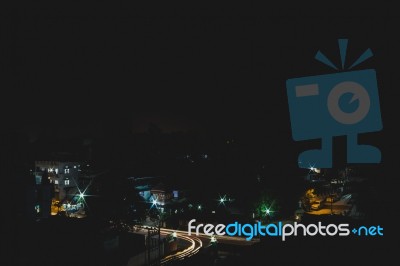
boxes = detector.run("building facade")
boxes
[34,161,81,201]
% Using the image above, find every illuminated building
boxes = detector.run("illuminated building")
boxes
[34,161,81,201]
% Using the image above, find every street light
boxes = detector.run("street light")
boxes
[218,195,227,205]
[260,204,274,220]
[152,199,158,207]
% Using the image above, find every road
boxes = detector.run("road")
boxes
[160,228,259,264]
[130,226,258,264]
[160,229,202,264]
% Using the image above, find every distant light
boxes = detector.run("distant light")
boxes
[212,210,216,214]
[74,166,77,169]
[266,208,270,215]
[172,232,177,238]
[152,199,158,206]
[219,195,227,204]
[210,235,217,243]
[308,165,321,173]
[198,205,202,210]
[79,193,84,198]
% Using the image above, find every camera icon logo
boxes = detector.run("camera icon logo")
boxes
[286,39,382,168]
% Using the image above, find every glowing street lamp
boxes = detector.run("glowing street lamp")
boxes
[257,201,275,219]
[218,195,227,205]
[152,198,158,207]
[308,164,321,174]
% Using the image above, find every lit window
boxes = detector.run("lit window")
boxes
[65,179,70,185]
[55,169,58,174]
[54,180,59,184]
[65,169,70,174]
[74,165,77,168]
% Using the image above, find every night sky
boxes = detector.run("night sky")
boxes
[3,3,396,140]
[0,4,397,178]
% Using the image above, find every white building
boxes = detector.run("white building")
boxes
[35,161,81,201]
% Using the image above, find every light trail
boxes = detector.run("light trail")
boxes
[160,229,202,264]
[128,225,257,265]
[162,228,259,243]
